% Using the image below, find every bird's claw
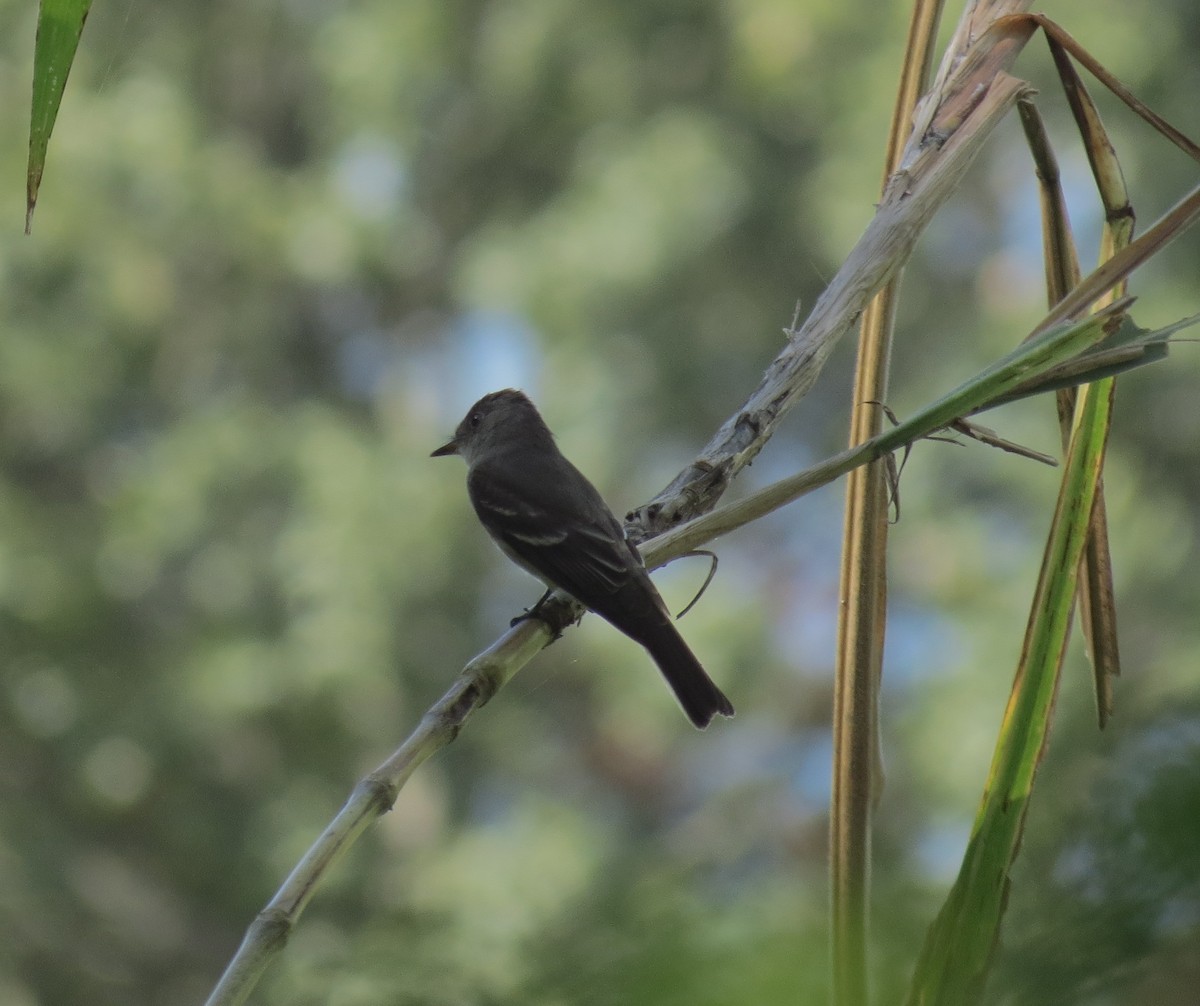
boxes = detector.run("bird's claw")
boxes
[510,589,557,632]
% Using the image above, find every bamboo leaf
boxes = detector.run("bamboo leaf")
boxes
[904,378,1113,1004]
[983,311,1196,409]
[27,0,93,233]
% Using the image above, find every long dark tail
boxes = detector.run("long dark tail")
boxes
[635,619,734,729]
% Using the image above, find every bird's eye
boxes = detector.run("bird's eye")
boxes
[469,411,482,427]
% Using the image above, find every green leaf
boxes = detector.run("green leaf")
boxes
[905,377,1115,1004]
[983,310,1199,409]
[27,0,93,234]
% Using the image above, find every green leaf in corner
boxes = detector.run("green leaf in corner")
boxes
[27,0,94,234]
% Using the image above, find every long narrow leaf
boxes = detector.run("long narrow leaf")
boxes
[1045,34,1133,726]
[904,377,1113,1004]
[983,311,1194,409]
[27,0,93,233]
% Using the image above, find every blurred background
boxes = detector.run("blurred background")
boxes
[2,1,1199,1003]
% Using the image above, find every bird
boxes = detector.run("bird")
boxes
[432,389,734,728]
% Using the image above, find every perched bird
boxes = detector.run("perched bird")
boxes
[432,389,733,728]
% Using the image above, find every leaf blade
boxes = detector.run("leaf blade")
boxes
[27,0,93,233]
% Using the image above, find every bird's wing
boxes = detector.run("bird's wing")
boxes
[467,461,640,606]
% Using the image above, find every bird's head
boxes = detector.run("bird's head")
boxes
[431,388,551,465]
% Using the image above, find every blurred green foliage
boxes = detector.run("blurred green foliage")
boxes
[2,1,1199,1004]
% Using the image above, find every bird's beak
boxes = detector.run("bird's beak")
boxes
[430,439,458,458]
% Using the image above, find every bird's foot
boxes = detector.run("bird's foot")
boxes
[510,589,555,629]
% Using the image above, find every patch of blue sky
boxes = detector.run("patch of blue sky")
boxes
[333,134,407,218]
[449,309,541,406]
[913,819,972,883]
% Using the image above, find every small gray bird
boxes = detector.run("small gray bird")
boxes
[432,389,734,728]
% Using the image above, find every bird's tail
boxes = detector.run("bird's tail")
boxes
[634,619,734,729]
